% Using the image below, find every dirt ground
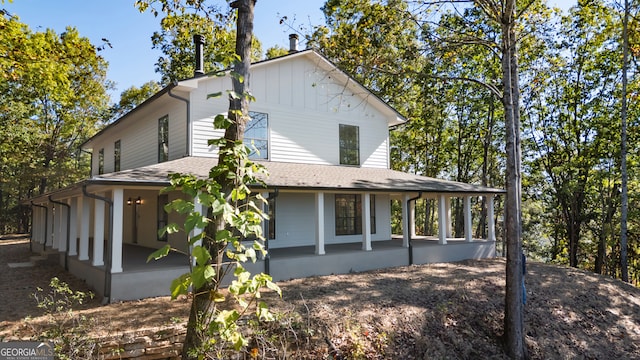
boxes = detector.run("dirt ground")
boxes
[1,236,640,359]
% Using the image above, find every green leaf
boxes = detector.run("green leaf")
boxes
[170,273,191,299]
[147,245,171,262]
[192,264,215,290]
[207,91,223,99]
[192,245,211,266]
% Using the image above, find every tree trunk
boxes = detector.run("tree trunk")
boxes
[620,0,630,283]
[181,1,255,358]
[595,184,617,274]
[500,0,526,358]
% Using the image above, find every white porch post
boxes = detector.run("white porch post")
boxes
[92,196,105,266]
[315,192,325,255]
[464,195,473,242]
[52,204,60,250]
[401,194,410,247]
[438,194,448,245]
[46,202,54,247]
[487,195,496,242]
[362,192,372,251]
[190,193,205,266]
[79,197,90,261]
[57,202,68,252]
[68,197,78,256]
[445,196,452,238]
[409,199,416,238]
[111,188,124,273]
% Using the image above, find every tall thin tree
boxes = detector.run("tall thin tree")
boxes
[620,0,630,283]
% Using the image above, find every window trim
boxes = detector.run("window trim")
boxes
[339,124,360,166]
[158,115,169,163]
[98,148,104,175]
[245,111,269,160]
[114,140,121,172]
[334,194,376,236]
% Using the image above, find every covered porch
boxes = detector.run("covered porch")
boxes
[27,158,503,302]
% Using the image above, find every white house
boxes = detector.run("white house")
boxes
[27,41,503,302]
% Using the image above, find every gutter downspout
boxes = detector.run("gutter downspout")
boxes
[407,192,423,266]
[31,202,48,254]
[264,189,279,275]
[49,196,71,271]
[82,185,113,304]
[168,87,191,157]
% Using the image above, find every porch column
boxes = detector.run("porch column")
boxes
[52,204,60,250]
[445,196,452,238]
[487,195,496,242]
[39,206,46,246]
[46,202,54,247]
[68,197,78,256]
[92,196,105,266]
[401,194,410,247]
[57,202,68,252]
[315,192,325,255]
[190,193,205,266]
[464,195,473,242]
[79,196,90,261]
[438,194,448,245]
[111,188,124,273]
[410,199,416,238]
[362,192,372,251]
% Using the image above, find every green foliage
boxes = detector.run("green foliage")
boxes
[0,12,110,232]
[110,80,162,120]
[29,277,97,359]
[135,6,262,85]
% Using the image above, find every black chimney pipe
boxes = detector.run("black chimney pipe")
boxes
[193,34,205,77]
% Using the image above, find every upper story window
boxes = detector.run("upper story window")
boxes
[339,124,359,165]
[245,112,268,160]
[114,140,121,172]
[158,115,169,163]
[98,148,104,175]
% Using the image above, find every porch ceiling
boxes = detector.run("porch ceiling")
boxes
[93,157,504,195]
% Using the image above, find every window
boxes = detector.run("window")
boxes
[98,149,104,175]
[335,194,376,235]
[245,112,268,159]
[114,140,121,172]
[339,124,359,165]
[158,115,169,163]
[157,194,169,242]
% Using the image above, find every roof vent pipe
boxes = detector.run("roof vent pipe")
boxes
[289,34,299,53]
[193,34,205,77]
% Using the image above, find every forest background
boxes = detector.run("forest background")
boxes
[1,0,638,285]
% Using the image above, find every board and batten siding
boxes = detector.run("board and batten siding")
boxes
[89,95,187,175]
[189,55,391,169]
[268,192,392,249]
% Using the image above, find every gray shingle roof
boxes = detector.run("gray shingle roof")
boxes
[93,157,503,194]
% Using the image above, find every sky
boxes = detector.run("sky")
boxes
[4,0,327,98]
[4,0,574,101]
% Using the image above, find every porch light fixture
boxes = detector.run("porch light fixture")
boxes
[135,196,142,205]
[127,197,132,206]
